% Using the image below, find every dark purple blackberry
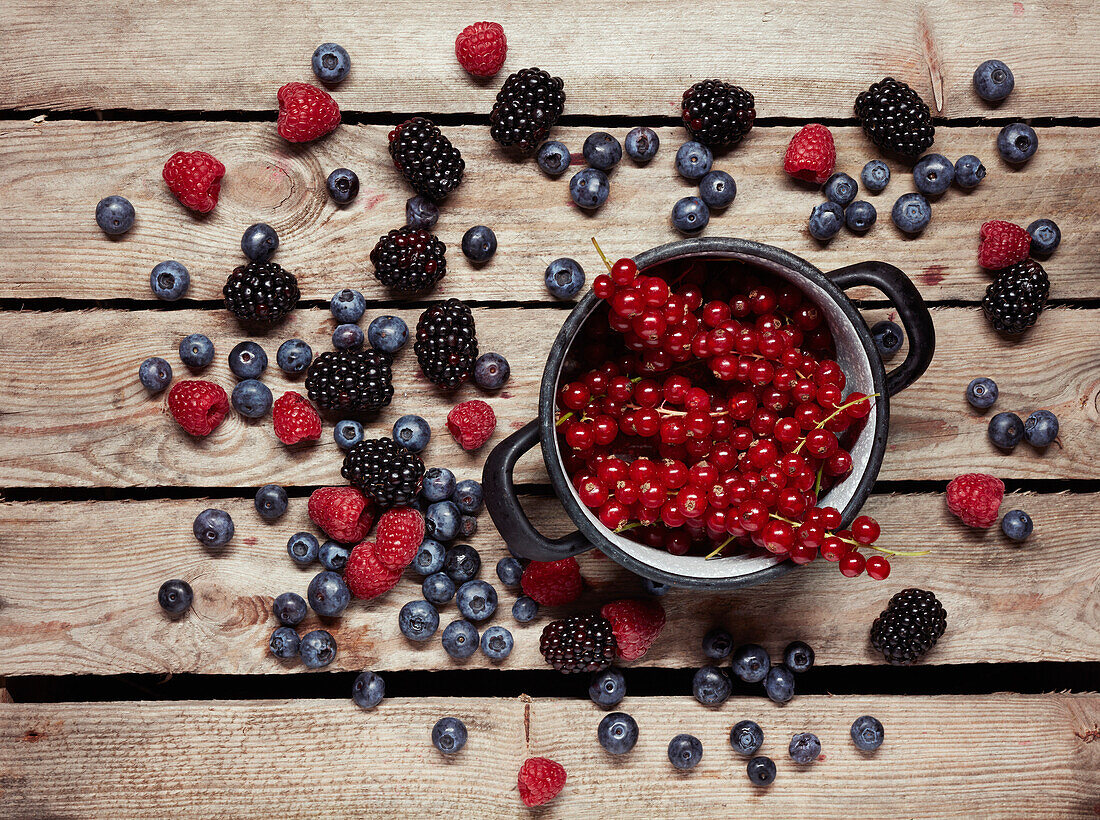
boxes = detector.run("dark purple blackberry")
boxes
[870,588,947,666]
[855,77,936,159]
[370,226,447,294]
[341,437,424,509]
[982,259,1049,334]
[539,615,616,674]
[223,261,300,325]
[681,79,756,147]
[388,117,465,203]
[489,67,566,155]
[304,349,393,415]
[414,299,478,390]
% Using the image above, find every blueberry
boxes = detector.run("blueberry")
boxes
[731,643,770,683]
[459,515,478,538]
[158,579,193,616]
[989,411,1025,449]
[269,626,300,659]
[589,667,626,707]
[871,320,903,360]
[1024,409,1059,447]
[496,556,523,587]
[308,570,351,618]
[824,172,858,207]
[276,339,313,374]
[353,671,385,710]
[405,196,439,229]
[330,289,366,323]
[150,261,190,300]
[512,596,539,623]
[393,414,431,452]
[1001,509,1034,542]
[441,619,479,659]
[414,539,447,576]
[747,756,776,786]
[598,712,639,755]
[254,483,288,520]
[240,223,279,262]
[536,140,572,176]
[845,200,877,233]
[998,123,1038,164]
[456,580,497,621]
[861,160,891,194]
[422,468,457,503]
[232,379,272,418]
[319,540,350,572]
[966,377,999,409]
[95,195,135,235]
[427,501,462,542]
[474,352,510,390]
[366,315,409,354]
[299,629,337,668]
[569,168,610,210]
[423,572,456,605]
[326,168,360,205]
[462,225,497,263]
[730,720,764,756]
[432,716,468,753]
[545,258,586,299]
[789,732,821,764]
[193,509,234,549]
[443,544,480,582]
[481,625,514,660]
[139,357,173,392]
[583,132,622,171]
[850,715,885,751]
[698,170,737,209]
[399,599,440,641]
[287,531,320,565]
[783,640,815,674]
[702,627,733,661]
[692,665,732,706]
[642,578,671,596]
[912,153,954,197]
[334,419,365,451]
[312,42,351,84]
[973,59,1014,102]
[808,201,844,240]
[273,591,308,626]
[764,664,796,703]
[667,733,703,770]
[1027,219,1061,256]
[179,333,214,368]
[332,323,364,351]
[675,141,712,180]
[625,127,660,163]
[954,155,987,189]
[672,196,709,234]
[452,480,483,515]
[228,341,267,379]
[891,192,932,234]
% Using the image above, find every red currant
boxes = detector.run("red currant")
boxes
[593,274,614,299]
[865,555,891,580]
[578,477,609,508]
[820,536,847,562]
[761,518,794,553]
[851,515,881,545]
[839,551,866,577]
[789,542,818,564]
[610,258,638,286]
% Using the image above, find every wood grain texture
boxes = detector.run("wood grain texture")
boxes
[2,694,1098,818]
[0,306,1097,488]
[2,0,1099,117]
[0,121,1097,301]
[1,492,1097,676]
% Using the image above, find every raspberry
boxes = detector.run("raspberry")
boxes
[946,473,1005,528]
[455,21,507,78]
[375,506,425,571]
[308,486,375,544]
[783,124,836,184]
[978,220,1031,270]
[599,598,666,661]
[162,151,225,213]
[517,757,566,808]
[520,557,582,606]
[167,380,229,436]
[344,541,402,600]
[446,400,497,451]
[277,82,341,143]
[272,391,322,445]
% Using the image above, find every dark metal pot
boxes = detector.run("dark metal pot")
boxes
[484,237,935,590]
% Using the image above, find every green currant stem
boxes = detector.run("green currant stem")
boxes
[814,464,825,496]
[556,412,573,427]
[792,392,881,454]
[591,237,613,272]
[613,521,644,533]
[705,535,736,560]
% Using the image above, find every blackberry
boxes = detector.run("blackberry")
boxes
[489,67,566,154]
[982,260,1049,334]
[680,79,756,147]
[370,227,448,294]
[539,615,616,674]
[388,117,465,203]
[855,77,936,159]
[305,349,394,415]
[341,437,425,509]
[870,588,947,665]
[223,261,300,325]
[415,299,478,389]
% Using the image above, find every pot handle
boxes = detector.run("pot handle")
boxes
[483,419,594,561]
[826,261,936,396]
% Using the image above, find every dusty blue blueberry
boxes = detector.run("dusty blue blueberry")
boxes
[643,578,670,596]
[459,515,477,538]
[427,501,461,542]
[966,377,998,409]
[512,596,539,622]
[352,670,385,710]
[481,625,514,660]
[179,333,214,368]
[675,141,712,180]
[228,341,267,379]
[861,160,890,193]
[462,225,497,263]
[789,732,821,764]
[150,261,189,300]
[989,411,1025,449]
[672,196,709,234]
[330,289,366,323]
[845,200,877,233]
[583,131,622,171]
[232,379,271,418]
[747,756,776,786]
[158,579,193,617]
[276,339,313,374]
[441,619,478,659]
[139,357,173,392]
[193,508,234,549]
[871,320,903,360]
[823,172,858,206]
[569,168,610,209]
[731,643,770,683]
[326,168,359,204]
[273,592,308,626]
[536,140,571,176]
[668,734,703,770]
[405,196,439,229]
[456,580,497,621]
[95,195,135,235]
[399,599,440,641]
[269,626,300,659]
[474,352,510,389]
[912,154,954,197]
[496,556,523,586]
[367,315,409,353]
[598,712,638,755]
[240,223,279,262]
[286,531,320,565]
[319,540,350,572]
[808,201,844,240]
[453,480,483,514]
[393,414,431,452]
[589,668,626,707]
[414,539,446,576]
[702,627,733,661]
[308,570,350,617]
[333,323,364,350]
[443,544,480,583]
[891,193,932,234]
[625,127,659,163]
[312,42,351,84]
[422,467,456,502]
[998,123,1038,164]
[432,716,468,753]
[1024,409,1059,447]
[764,665,796,703]
[545,258,585,299]
[698,170,736,209]
[299,629,337,668]
[783,641,815,674]
[730,720,764,756]
[254,483,288,519]
[1001,509,1034,542]
[692,666,732,706]
[954,155,987,189]
[973,59,1014,102]
[851,715,884,751]
[333,419,365,451]
[422,572,456,605]
[1027,219,1060,256]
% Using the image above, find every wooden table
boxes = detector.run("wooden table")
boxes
[1,1,1099,816]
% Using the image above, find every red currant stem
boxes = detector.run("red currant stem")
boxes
[861,543,930,558]
[704,535,736,560]
[556,412,573,427]
[613,521,644,534]
[814,464,824,496]
[792,392,881,454]
[590,237,613,272]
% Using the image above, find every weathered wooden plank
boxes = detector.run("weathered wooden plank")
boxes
[0,306,1096,488]
[1,492,1096,676]
[1,694,1097,818]
[3,0,1099,117]
[0,121,1096,301]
